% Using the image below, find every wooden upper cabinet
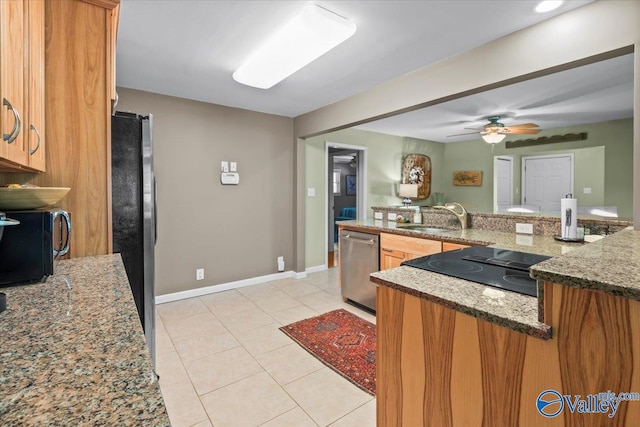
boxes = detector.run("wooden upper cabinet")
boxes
[0,0,45,172]
[108,3,120,109]
[24,0,46,171]
[0,0,29,169]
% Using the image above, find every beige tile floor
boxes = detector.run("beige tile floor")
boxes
[155,268,377,427]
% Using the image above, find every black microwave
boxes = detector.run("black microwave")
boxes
[0,208,71,286]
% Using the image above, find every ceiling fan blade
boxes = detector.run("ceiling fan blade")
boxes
[504,128,541,135]
[463,127,485,131]
[506,122,539,129]
[447,131,480,137]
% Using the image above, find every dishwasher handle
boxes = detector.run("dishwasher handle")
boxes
[342,234,377,245]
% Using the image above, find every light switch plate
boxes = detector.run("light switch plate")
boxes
[515,223,534,234]
[374,212,383,220]
[221,161,229,172]
[307,187,316,197]
[387,212,397,221]
[583,187,592,194]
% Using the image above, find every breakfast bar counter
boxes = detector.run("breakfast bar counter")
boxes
[0,255,169,426]
[341,220,640,425]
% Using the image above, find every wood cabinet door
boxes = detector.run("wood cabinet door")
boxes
[381,233,442,256]
[380,248,407,271]
[442,242,470,252]
[25,0,45,171]
[0,0,28,167]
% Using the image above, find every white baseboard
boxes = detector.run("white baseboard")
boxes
[305,264,327,274]
[156,270,294,304]
[293,271,307,279]
[156,265,332,304]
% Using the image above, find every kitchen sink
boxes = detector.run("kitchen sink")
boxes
[396,225,451,233]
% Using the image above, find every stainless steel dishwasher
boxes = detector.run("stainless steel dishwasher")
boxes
[340,229,379,311]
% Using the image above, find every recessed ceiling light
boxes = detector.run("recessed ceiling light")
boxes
[535,0,563,13]
[233,4,356,89]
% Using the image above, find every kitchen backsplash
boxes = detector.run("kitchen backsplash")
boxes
[371,207,631,236]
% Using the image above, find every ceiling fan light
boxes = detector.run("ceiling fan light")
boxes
[535,1,563,13]
[233,4,356,89]
[482,133,506,144]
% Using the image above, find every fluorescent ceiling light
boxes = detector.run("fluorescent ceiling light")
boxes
[333,155,354,163]
[233,4,356,89]
[482,133,506,144]
[535,1,563,13]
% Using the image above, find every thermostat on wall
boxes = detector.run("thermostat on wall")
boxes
[221,172,239,185]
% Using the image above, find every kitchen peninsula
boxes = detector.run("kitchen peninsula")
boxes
[348,220,640,426]
[0,255,169,426]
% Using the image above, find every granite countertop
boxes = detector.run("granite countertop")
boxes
[531,227,640,299]
[370,267,551,339]
[343,219,638,339]
[339,219,573,256]
[0,255,170,426]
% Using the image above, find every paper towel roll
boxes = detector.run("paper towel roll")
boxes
[561,197,578,239]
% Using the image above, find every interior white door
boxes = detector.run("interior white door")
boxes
[496,156,513,210]
[522,154,573,213]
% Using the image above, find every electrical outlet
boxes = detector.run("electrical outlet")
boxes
[196,268,204,280]
[515,223,533,234]
[387,212,397,221]
[374,212,383,220]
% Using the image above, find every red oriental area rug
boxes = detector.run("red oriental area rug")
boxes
[279,309,376,395]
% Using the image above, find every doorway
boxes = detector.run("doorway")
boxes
[494,156,513,212]
[326,142,367,268]
[522,154,574,213]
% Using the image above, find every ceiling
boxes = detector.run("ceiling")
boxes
[355,53,634,142]
[116,0,594,118]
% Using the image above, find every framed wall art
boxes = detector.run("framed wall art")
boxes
[346,175,357,196]
[401,154,431,200]
[453,171,483,186]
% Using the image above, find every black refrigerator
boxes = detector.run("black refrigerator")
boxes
[111,111,156,366]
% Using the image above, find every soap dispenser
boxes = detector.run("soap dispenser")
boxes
[413,206,422,224]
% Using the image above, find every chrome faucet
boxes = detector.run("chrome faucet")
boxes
[433,202,468,229]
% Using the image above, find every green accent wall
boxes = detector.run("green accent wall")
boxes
[441,118,633,217]
[304,118,632,269]
[305,128,443,268]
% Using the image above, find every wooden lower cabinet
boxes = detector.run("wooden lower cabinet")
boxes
[380,248,407,270]
[442,242,469,252]
[380,233,441,271]
[376,284,640,426]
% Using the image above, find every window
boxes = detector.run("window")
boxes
[333,170,341,195]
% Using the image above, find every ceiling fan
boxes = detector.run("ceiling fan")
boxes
[448,115,541,143]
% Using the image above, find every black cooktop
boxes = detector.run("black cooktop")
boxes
[401,246,551,297]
